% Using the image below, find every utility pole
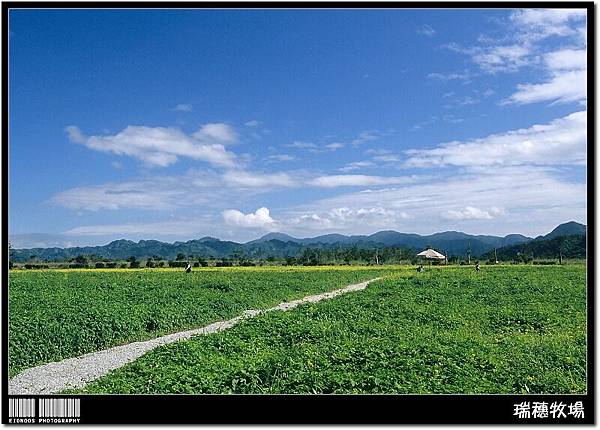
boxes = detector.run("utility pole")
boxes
[467,241,471,264]
[559,249,563,265]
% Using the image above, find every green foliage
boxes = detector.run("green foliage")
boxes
[487,234,586,262]
[74,255,87,264]
[82,265,586,394]
[9,267,391,377]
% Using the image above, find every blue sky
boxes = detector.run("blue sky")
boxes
[9,8,587,248]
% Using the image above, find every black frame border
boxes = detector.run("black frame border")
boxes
[2,1,595,425]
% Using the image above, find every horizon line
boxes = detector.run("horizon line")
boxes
[9,220,585,249]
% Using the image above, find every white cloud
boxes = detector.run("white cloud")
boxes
[244,120,260,127]
[373,154,402,163]
[289,206,399,231]
[427,70,473,81]
[110,161,123,169]
[50,170,265,212]
[506,70,586,105]
[222,207,276,229]
[266,154,295,163]
[51,180,186,211]
[308,175,418,188]
[192,123,238,145]
[65,125,86,143]
[441,8,586,107]
[10,233,77,249]
[50,168,427,213]
[510,8,587,42]
[365,148,392,156]
[544,48,587,70]
[66,125,237,168]
[65,219,211,237]
[173,103,193,112]
[405,111,586,167]
[412,117,437,131]
[471,45,531,73]
[283,165,585,237]
[286,141,318,149]
[417,24,436,37]
[351,131,379,146]
[339,161,376,172]
[325,143,344,151]
[443,114,465,124]
[286,131,381,154]
[441,206,505,220]
[222,170,299,188]
[505,49,586,105]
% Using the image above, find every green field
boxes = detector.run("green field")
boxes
[77,265,587,394]
[9,267,392,376]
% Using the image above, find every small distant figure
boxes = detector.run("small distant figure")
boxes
[185,262,192,273]
[417,265,424,273]
[475,262,480,272]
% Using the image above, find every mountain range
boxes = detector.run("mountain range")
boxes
[10,221,586,262]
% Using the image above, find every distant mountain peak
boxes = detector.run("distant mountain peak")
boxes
[543,221,586,239]
[251,232,299,243]
[197,236,219,242]
[108,239,136,246]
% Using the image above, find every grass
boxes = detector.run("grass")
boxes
[78,265,586,394]
[9,266,393,376]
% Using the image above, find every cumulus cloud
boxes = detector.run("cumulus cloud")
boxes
[65,125,238,168]
[244,120,260,127]
[405,111,586,167]
[222,207,276,229]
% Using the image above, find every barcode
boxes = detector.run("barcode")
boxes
[39,398,80,418]
[9,398,35,418]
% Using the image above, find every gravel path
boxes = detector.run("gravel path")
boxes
[9,277,380,394]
